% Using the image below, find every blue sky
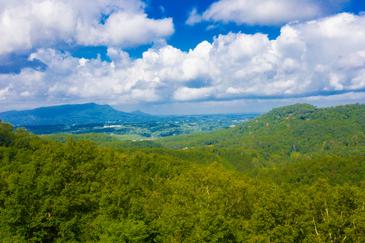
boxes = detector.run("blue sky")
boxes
[76,0,365,58]
[0,0,365,114]
[69,0,284,60]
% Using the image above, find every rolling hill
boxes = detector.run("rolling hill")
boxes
[156,103,365,170]
[0,103,148,126]
[43,103,365,171]
[160,103,365,152]
[1,103,365,241]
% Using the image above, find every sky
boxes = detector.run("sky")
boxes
[0,0,365,114]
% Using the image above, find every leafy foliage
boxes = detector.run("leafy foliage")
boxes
[1,103,365,241]
[160,104,365,169]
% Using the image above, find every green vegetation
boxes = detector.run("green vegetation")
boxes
[1,104,365,242]
[44,133,148,145]
[159,104,365,169]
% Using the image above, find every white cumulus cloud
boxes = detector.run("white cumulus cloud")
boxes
[1,13,365,110]
[189,0,349,26]
[0,0,174,55]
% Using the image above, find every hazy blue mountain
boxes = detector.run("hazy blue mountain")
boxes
[131,110,151,116]
[0,103,150,126]
[0,103,258,135]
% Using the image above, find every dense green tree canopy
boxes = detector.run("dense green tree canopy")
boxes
[1,104,365,242]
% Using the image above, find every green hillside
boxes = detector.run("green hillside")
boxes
[159,104,365,169]
[161,103,365,151]
[1,103,365,242]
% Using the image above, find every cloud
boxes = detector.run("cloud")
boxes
[1,13,365,111]
[75,12,173,47]
[173,87,215,101]
[0,0,174,55]
[141,91,365,115]
[186,8,203,26]
[189,0,349,26]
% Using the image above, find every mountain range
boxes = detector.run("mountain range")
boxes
[0,103,151,126]
[0,103,256,136]
[1,103,365,241]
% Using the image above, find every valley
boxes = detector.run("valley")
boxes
[0,103,257,137]
[2,2,365,241]
[1,103,364,241]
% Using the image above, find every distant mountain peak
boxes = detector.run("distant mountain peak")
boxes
[131,110,150,116]
[35,102,111,110]
[0,103,151,126]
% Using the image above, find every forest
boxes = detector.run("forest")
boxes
[1,104,365,242]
